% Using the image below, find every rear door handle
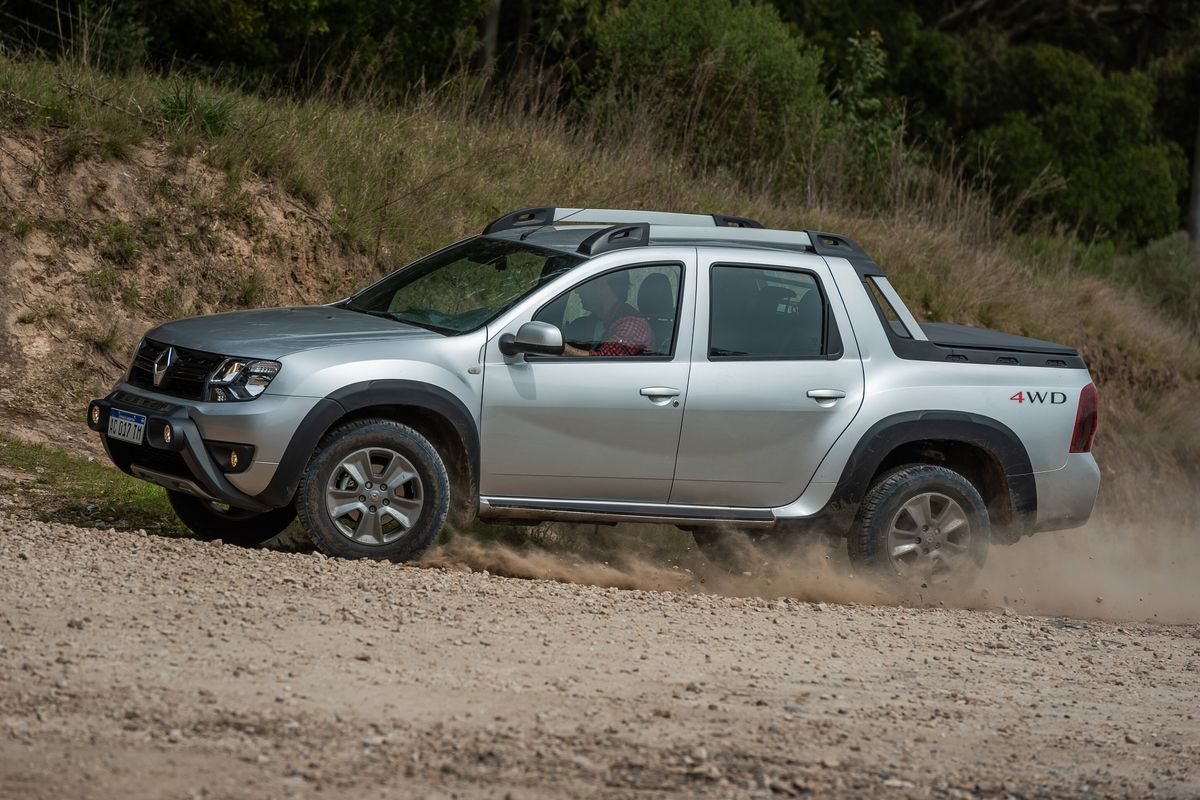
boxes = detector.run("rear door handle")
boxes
[807,388,847,400]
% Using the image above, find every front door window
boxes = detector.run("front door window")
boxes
[534,264,683,357]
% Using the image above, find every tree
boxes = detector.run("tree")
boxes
[1190,107,1200,250]
[965,44,1184,243]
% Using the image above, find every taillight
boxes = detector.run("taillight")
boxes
[1069,382,1098,453]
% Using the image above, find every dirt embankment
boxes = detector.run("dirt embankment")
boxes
[0,131,369,420]
[1,513,1198,800]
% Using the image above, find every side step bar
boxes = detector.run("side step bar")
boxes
[478,497,776,528]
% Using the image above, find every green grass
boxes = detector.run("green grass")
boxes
[98,220,142,265]
[156,81,236,136]
[0,434,185,534]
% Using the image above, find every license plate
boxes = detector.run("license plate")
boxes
[107,409,146,445]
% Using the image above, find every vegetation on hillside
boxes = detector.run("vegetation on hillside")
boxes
[1,0,1198,337]
[2,0,1198,244]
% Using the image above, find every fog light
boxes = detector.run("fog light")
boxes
[162,424,173,445]
[228,450,239,469]
[89,405,100,425]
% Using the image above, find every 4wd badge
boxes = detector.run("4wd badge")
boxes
[1010,390,1067,404]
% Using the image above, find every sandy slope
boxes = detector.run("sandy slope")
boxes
[1,514,1197,799]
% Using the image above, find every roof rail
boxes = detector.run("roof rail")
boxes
[578,223,651,256]
[482,206,556,234]
[483,206,763,234]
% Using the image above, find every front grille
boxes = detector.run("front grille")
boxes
[128,339,225,401]
[105,438,191,479]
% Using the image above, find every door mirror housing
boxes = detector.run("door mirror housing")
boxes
[499,321,564,357]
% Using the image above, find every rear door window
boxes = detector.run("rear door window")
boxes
[708,265,832,359]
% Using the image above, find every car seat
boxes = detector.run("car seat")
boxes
[636,272,677,355]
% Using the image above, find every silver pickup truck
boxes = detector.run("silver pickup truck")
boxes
[87,207,1100,585]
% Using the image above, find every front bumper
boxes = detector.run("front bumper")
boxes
[87,390,281,512]
[87,384,341,512]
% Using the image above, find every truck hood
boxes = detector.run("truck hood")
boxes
[145,306,439,359]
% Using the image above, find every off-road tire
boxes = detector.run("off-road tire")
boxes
[848,463,989,587]
[167,490,296,548]
[296,419,450,562]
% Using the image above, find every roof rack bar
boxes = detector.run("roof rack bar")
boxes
[553,208,764,228]
[483,206,764,234]
[648,225,813,250]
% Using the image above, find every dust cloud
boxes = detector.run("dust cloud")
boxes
[422,512,1200,624]
[421,534,693,592]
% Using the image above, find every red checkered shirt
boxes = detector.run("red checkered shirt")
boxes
[592,305,653,357]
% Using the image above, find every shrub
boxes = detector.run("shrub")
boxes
[1110,232,1200,332]
[591,0,829,185]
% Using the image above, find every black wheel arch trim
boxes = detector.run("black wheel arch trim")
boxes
[821,410,1037,534]
[254,380,480,509]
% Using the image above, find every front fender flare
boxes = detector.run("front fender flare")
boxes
[254,380,479,509]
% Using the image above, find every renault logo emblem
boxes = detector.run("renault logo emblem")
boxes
[152,347,177,387]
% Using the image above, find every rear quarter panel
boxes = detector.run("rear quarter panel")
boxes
[816,256,1095,484]
[808,361,1093,485]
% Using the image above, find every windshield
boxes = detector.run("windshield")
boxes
[341,237,585,334]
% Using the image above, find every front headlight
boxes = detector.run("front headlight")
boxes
[206,359,281,402]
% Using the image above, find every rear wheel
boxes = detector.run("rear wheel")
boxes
[848,464,989,587]
[296,419,450,562]
[167,490,296,548]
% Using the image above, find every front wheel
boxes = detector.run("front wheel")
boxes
[167,490,296,547]
[847,464,989,587]
[296,419,450,562]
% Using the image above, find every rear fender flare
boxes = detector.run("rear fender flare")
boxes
[823,410,1036,532]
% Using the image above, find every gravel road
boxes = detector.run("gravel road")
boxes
[1,513,1198,799]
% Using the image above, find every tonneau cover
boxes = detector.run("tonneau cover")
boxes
[919,323,1078,357]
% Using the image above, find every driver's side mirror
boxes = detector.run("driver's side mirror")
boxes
[499,321,564,357]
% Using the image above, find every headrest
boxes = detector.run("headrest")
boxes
[637,273,675,317]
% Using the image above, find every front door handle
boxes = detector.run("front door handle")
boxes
[807,388,847,400]
[640,387,681,406]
